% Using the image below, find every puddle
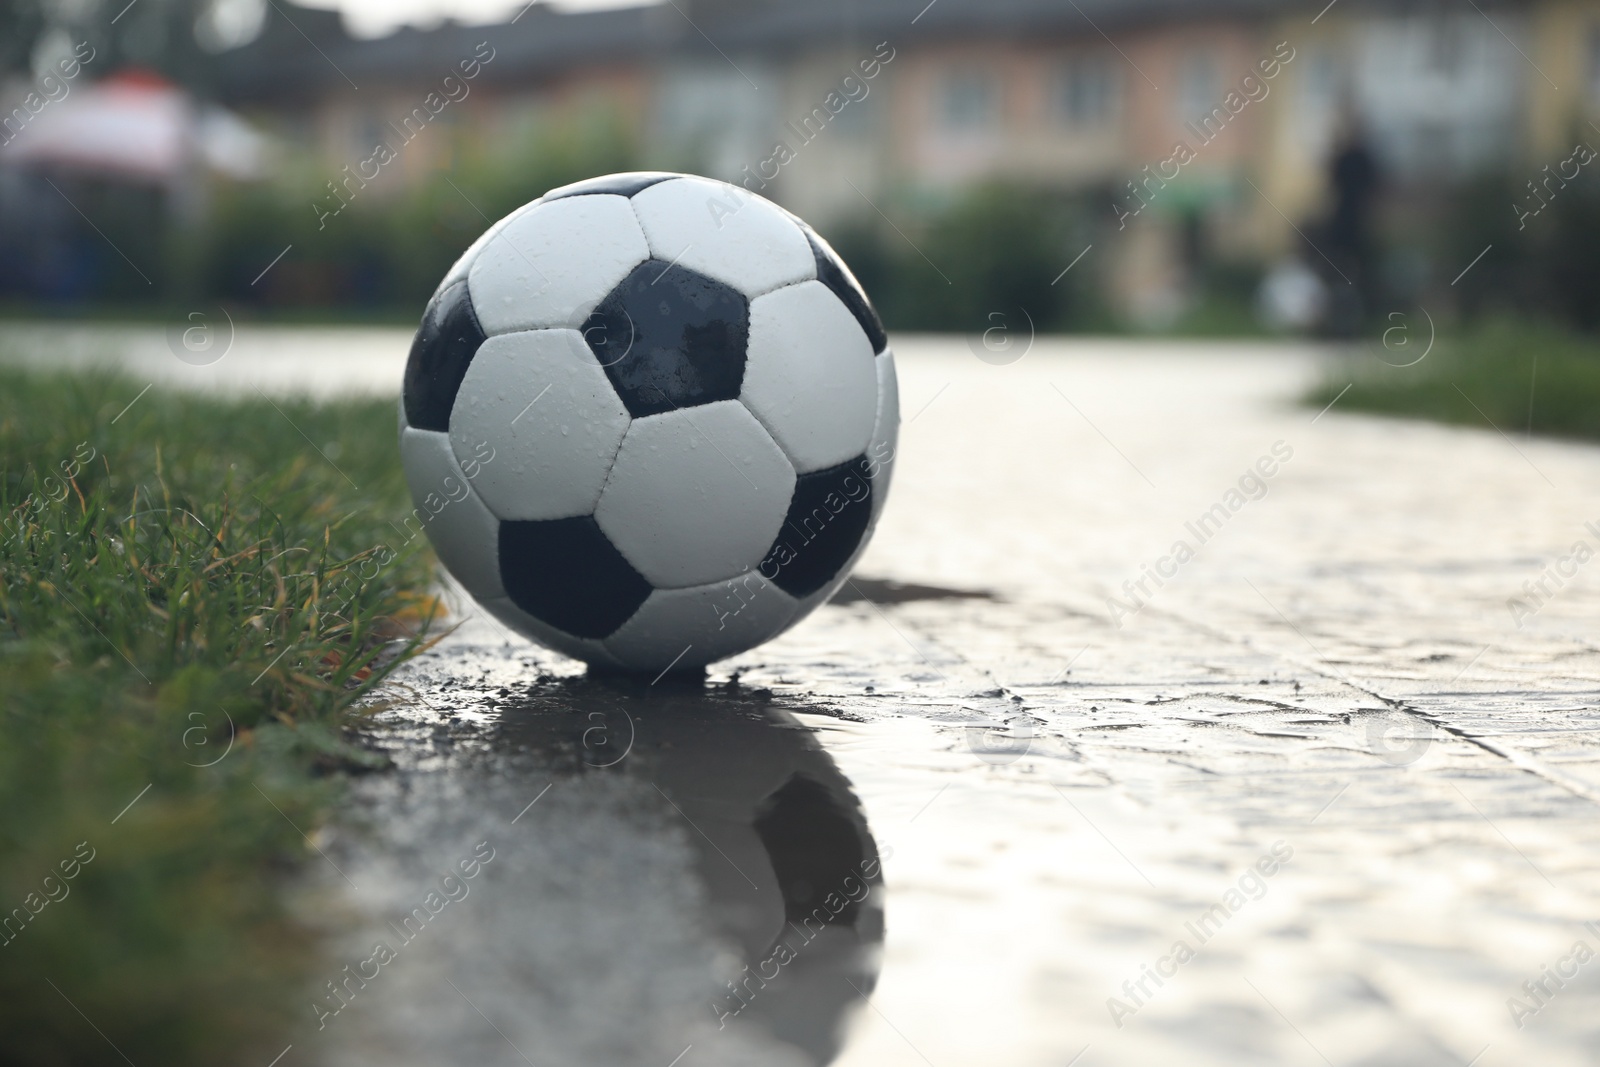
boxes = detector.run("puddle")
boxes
[311,673,884,1067]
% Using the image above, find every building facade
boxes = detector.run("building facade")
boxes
[206,0,1600,314]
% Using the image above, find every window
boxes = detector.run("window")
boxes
[358,113,386,153]
[940,70,999,131]
[1426,15,1464,75]
[1294,48,1340,152]
[1176,50,1219,126]
[833,91,878,135]
[1589,25,1600,108]
[1058,54,1118,126]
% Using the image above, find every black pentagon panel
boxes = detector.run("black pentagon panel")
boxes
[754,774,872,927]
[500,516,652,639]
[584,260,749,418]
[760,455,875,598]
[804,228,888,356]
[543,172,676,201]
[403,280,487,432]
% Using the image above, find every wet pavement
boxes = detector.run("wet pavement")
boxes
[12,325,1600,1066]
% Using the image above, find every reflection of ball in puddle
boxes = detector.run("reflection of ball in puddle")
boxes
[495,677,886,1065]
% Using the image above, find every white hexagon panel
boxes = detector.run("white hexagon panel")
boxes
[397,427,504,601]
[468,194,648,334]
[594,401,796,589]
[448,329,630,522]
[740,280,877,474]
[629,175,816,299]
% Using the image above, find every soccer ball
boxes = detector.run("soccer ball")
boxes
[397,172,899,673]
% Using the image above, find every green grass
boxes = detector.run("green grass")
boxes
[0,368,438,1066]
[1307,320,1600,442]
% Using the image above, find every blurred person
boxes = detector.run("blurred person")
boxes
[1319,114,1382,336]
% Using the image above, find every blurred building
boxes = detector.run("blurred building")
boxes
[5,0,1597,316]
[199,0,1599,317]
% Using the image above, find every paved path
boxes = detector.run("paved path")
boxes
[805,338,1600,1067]
[12,325,1600,1066]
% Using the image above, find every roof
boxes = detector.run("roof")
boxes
[216,0,1522,104]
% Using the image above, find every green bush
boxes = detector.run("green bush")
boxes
[1430,143,1600,332]
[201,114,640,312]
[1308,319,1600,441]
[820,182,1110,334]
